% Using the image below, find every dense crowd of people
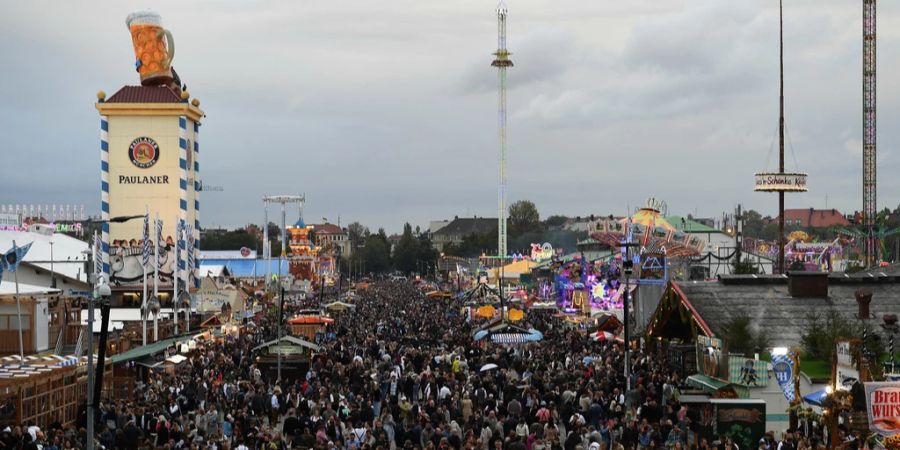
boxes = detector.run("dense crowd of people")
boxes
[1,281,830,450]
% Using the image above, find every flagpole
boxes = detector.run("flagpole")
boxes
[173,215,179,336]
[142,206,148,347]
[12,240,24,363]
[154,214,160,342]
[184,224,190,333]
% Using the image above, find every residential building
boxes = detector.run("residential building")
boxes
[431,217,497,251]
[311,223,351,256]
[429,220,450,237]
[780,208,850,228]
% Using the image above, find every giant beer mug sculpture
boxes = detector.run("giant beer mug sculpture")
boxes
[126,11,175,86]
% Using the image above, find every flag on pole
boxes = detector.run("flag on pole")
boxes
[2,242,33,273]
[186,224,195,286]
[93,235,102,279]
[142,213,151,266]
[155,218,163,270]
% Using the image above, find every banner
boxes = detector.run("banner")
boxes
[771,354,796,402]
[865,382,900,437]
[2,242,33,273]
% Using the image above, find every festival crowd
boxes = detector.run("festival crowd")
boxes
[1,281,834,450]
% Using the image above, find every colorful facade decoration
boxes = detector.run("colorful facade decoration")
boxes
[288,219,319,287]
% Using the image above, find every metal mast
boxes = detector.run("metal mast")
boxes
[492,0,512,260]
[778,0,785,274]
[863,0,877,267]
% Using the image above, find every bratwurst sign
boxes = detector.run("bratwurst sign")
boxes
[865,382,900,436]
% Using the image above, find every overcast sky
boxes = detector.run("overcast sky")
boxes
[2,0,900,233]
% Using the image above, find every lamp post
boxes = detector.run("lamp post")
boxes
[83,214,143,450]
[622,242,638,392]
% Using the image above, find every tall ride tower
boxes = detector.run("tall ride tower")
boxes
[863,0,877,267]
[492,0,512,260]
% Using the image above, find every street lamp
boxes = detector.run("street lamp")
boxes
[85,278,111,450]
[83,214,143,450]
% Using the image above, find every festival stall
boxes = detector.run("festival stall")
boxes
[252,336,322,380]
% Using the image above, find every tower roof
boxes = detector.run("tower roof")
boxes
[293,218,306,228]
[106,85,183,103]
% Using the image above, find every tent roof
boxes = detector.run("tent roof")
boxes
[0,230,90,283]
[0,283,60,296]
[200,259,289,277]
[110,331,201,364]
[252,335,322,353]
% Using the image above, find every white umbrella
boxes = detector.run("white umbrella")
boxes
[480,363,499,372]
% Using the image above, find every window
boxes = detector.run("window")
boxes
[10,316,30,331]
[0,317,6,330]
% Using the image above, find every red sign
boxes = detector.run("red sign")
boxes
[866,382,900,436]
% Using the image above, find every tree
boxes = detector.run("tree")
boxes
[732,257,760,275]
[393,223,419,274]
[361,229,392,274]
[759,223,779,241]
[267,222,281,240]
[741,210,764,238]
[544,215,569,229]
[801,309,868,360]
[509,200,541,236]
[202,229,260,251]
[417,234,440,273]
[347,221,369,249]
[720,315,769,355]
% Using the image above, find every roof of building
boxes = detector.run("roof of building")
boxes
[782,209,850,228]
[199,250,257,260]
[0,283,60,296]
[252,335,322,353]
[110,331,202,365]
[0,230,89,284]
[200,259,289,278]
[200,265,228,278]
[432,218,497,237]
[672,275,900,347]
[311,223,345,235]
[666,216,722,234]
[105,85,183,103]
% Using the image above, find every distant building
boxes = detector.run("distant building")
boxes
[387,234,402,255]
[429,220,450,237]
[562,216,598,233]
[779,208,850,228]
[311,223,351,256]
[431,217,497,251]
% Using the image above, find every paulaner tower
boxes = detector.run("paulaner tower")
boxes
[492,0,512,260]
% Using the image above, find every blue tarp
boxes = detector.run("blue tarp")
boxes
[200,259,289,278]
[803,389,826,406]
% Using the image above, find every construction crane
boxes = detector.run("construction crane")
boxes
[863,0,877,266]
[492,0,512,261]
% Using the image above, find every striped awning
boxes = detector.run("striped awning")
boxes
[490,333,529,344]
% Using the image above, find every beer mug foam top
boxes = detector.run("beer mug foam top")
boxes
[126,11,175,86]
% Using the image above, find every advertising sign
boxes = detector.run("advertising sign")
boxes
[771,354,796,402]
[713,400,766,450]
[864,382,900,437]
[530,243,553,262]
[753,173,808,192]
[192,278,241,314]
[836,340,861,390]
